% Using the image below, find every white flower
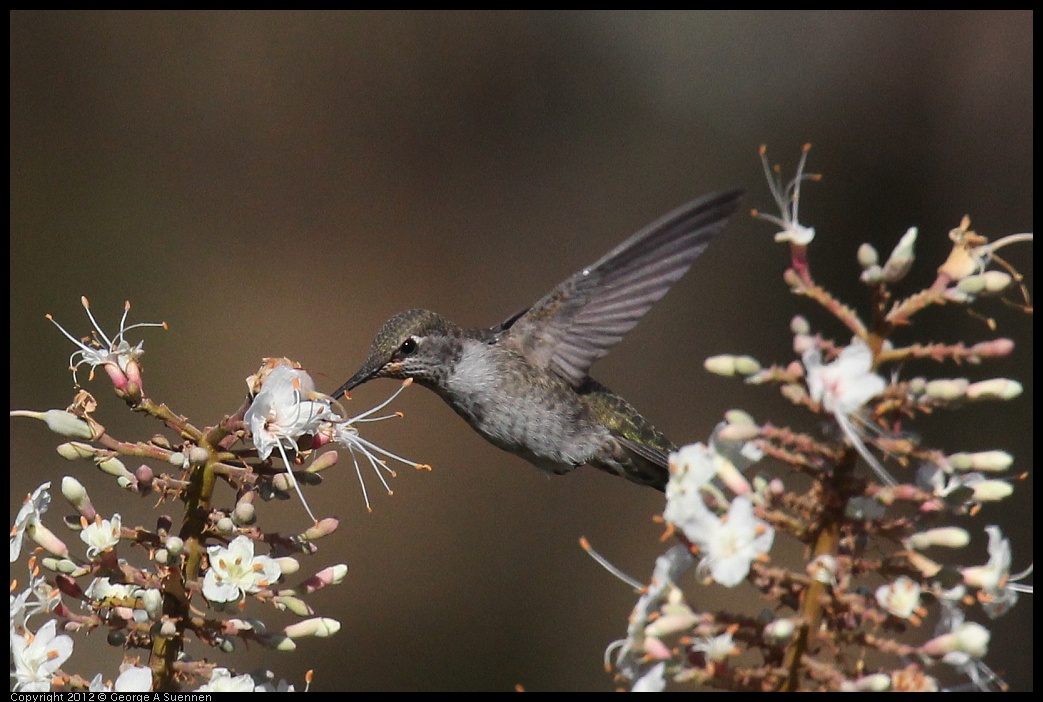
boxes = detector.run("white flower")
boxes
[47,297,165,388]
[803,339,886,416]
[10,570,61,629]
[875,575,922,619]
[245,365,335,461]
[115,666,153,692]
[90,666,154,692]
[804,339,896,485]
[84,577,135,603]
[663,443,718,542]
[196,667,257,692]
[245,364,340,522]
[755,144,817,246]
[691,630,738,663]
[10,482,51,562]
[924,608,1005,691]
[693,496,774,588]
[10,619,74,692]
[83,578,156,623]
[605,545,694,684]
[80,513,122,558]
[202,535,282,604]
[960,526,1032,619]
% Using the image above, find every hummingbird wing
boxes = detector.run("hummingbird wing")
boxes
[498,189,743,387]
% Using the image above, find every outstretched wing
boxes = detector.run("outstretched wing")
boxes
[500,190,743,387]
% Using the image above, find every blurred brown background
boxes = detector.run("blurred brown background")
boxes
[10,11,1032,691]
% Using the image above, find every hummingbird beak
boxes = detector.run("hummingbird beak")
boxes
[331,359,382,400]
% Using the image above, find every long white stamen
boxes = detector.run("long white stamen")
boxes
[347,450,373,513]
[80,296,114,349]
[354,412,403,423]
[46,315,92,353]
[274,436,317,524]
[580,537,644,590]
[836,412,898,486]
[344,380,412,423]
[352,435,424,471]
[980,232,1033,254]
[351,445,395,491]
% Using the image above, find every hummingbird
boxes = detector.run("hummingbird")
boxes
[333,190,743,491]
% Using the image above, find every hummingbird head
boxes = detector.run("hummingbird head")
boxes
[332,309,458,399]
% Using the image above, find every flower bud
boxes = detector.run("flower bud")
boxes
[140,588,163,620]
[274,557,300,577]
[295,564,350,595]
[969,479,1013,502]
[57,441,97,461]
[232,501,256,526]
[965,378,1022,401]
[956,274,988,295]
[283,617,341,639]
[269,636,296,652]
[645,610,699,638]
[27,522,70,558]
[882,227,918,283]
[305,450,339,474]
[857,243,879,269]
[947,450,1013,473]
[165,536,184,555]
[61,476,96,519]
[904,552,942,578]
[297,518,339,542]
[860,264,884,284]
[944,288,974,304]
[924,378,969,401]
[922,622,990,659]
[215,516,236,534]
[982,270,1013,293]
[970,338,1014,358]
[724,409,756,426]
[135,464,154,487]
[733,355,762,376]
[96,456,134,480]
[704,354,739,377]
[272,473,293,493]
[763,618,795,643]
[903,527,970,550]
[273,595,314,617]
[41,557,79,574]
[717,423,760,442]
[10,409,96,439]
[715,456,752,496]
[185,446,210,466]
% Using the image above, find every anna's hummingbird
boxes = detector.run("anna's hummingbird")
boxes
[334,190,743,491]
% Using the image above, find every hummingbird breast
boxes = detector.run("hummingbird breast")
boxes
[438,340,612,474]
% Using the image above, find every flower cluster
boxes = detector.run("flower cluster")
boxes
[11,300,428,691]
[604,147,1032,692]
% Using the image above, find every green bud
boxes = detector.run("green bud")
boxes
[57,442,97,461]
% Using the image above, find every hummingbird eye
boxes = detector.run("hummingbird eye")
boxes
[397,338,418,357]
